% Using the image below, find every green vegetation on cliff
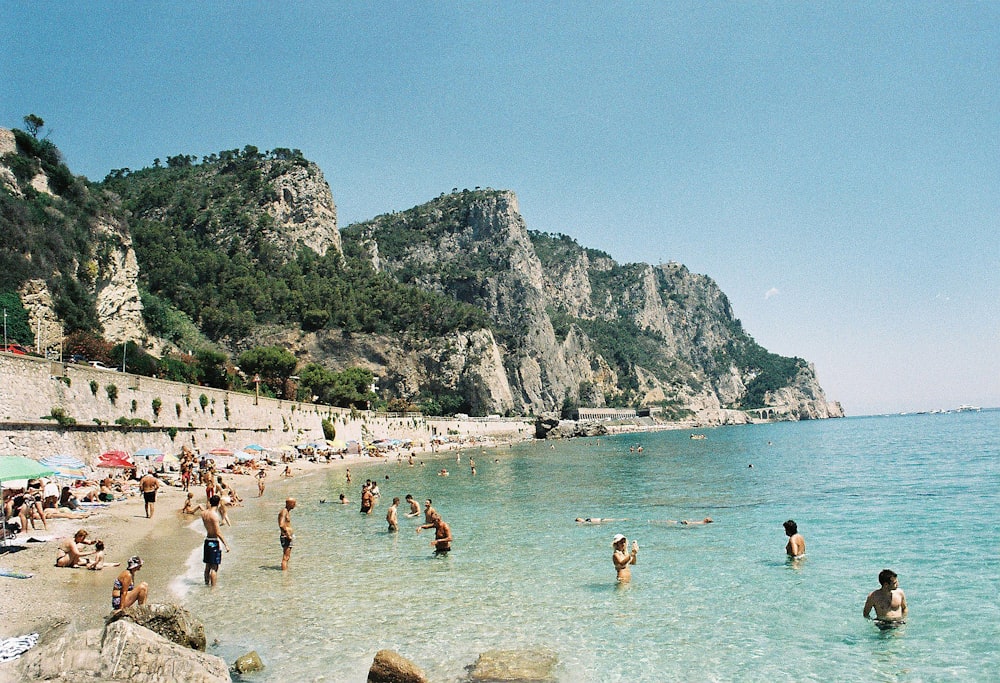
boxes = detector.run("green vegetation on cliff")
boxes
[101,153,492,343]
[1,126,109,332]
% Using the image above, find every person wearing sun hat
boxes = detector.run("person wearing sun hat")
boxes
[612,533,639,583]
[111,556,148,612]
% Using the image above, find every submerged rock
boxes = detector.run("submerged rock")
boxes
[368,649,428,683]
[233,650,265,674]
[467,648,558,682]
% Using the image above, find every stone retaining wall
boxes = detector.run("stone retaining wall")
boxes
[0,353,532,463]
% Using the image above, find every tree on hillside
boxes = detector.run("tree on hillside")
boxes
[326,367,377,409]
[22,114,44,138]
[237,345,298,397]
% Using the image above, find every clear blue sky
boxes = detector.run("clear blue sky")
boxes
[3,2,997,415]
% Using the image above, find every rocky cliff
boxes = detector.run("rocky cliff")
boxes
[0,127,148,347]
[1,128,840,423]
[346,189,843,422]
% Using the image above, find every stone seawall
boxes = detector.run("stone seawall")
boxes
[0,353,532,463]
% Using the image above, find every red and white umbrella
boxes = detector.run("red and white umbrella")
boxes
[97,450,133,468]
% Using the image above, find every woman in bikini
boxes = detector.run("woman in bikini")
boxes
[111,556,148,612]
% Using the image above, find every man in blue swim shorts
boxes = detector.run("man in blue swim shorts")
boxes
[200,495,230,586]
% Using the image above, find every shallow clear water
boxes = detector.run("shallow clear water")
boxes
[175,411,1000,682]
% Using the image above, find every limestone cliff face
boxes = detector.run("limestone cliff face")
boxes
[260,160,341,258]
[92,212,148,344]
[0,127,148,347]
[351,189,841,422]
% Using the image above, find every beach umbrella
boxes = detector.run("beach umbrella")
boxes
[243,444,266,452]
[326,439,346,451]
[208,448,234,457]
[134,447,164,458]
[39,454,90,480]
[40,454,86,469]
[97,451,133,468]
[0,456,56,548]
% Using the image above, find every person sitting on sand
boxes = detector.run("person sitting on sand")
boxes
[87,540,120,570]
[863,569,907,625]
[55,529,96,567]
[98,480,115,503]
[59,486,81,511]
[111,556,148,612]
[282,466,293,478]
[181,492,204,514]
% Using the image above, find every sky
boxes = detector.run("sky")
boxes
[2,2,997,416]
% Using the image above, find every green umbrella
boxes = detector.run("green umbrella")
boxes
[0,456,55,483]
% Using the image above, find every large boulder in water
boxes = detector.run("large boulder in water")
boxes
[107,602,207,651]
[534,413,560,439]
[368,649,428,683]
[467,648,558,682]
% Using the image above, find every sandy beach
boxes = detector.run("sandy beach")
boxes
[0,450,396,678]
[0,437,509,680]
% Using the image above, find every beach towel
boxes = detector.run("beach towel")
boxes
[0,632,38,663]
[0,567,33,579]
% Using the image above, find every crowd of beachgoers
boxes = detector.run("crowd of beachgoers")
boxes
[0,432,512,669]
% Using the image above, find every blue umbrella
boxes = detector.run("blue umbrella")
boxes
[40,453,86,469]
[243,444,266,452]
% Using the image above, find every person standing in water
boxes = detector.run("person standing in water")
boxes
[201,495,230,586]
[279,497,296,571]
[783,520,806,557]
[418,513,453,553]
[404,494,420,518]
[863,569,907,625]
[387,497,400,532]
[612,534,638,583]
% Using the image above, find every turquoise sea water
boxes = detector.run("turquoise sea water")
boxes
[174,411,999,682]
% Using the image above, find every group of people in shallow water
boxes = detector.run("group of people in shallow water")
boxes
[350,475,453,552]
[605,516,908,626]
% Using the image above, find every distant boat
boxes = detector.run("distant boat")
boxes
[689,434,706,440]
[954,404,981,412]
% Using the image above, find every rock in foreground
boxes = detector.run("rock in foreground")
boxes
[107,602,208,651]
[19,619,230,683]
